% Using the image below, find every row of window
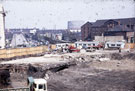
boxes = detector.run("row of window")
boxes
[76,43,97,46]
[107,44,121,47]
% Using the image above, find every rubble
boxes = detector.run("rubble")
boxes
[110,53,123,60]
[123,53,135,60]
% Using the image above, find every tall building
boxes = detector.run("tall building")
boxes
[0,4,6,49]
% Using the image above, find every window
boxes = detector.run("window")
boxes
[131,25,134,29]
[127,25,130,28]
[117,44,121,47]
[93,44,95,46]
[83,44,86,46]
[131,37,134,43]
[111,44,115,46]
[58,45,61,47]
[34,83,36,88]
[39,84,44,89]
[44,84,46,90]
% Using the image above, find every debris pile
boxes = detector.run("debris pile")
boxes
[123,53,135,60]
[110,53,123,60]
[110,52,135,60]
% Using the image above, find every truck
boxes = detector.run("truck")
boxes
[0,77,47,91]
[68,46,80,53]
[27,77,47,91]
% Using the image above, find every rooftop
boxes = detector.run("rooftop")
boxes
[34,78,47,84]
[92,17,135,27]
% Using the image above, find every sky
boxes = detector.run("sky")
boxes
[1,0,135,29]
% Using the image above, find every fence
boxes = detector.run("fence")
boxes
[124,43,135,49]
[0,43,135,59]
[0,87,29,91]
[0,46,48,59]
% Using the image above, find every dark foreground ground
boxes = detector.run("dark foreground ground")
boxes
[48,62,135,91]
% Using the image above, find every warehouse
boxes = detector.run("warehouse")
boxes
[81,18,135,42]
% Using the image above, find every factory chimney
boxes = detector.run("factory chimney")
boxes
[0,4,6,49]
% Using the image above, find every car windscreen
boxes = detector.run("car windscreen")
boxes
[39,84,44,89]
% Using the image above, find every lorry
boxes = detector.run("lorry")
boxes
[27,77,47,91]
[68,45,80,53]
[0,77,47,91]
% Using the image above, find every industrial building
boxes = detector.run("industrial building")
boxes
[81,18,135,43]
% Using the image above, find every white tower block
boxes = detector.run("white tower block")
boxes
[0,4,6,49]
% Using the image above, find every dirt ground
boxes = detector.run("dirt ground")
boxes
[48,61,135,91]
[0,50,135,91]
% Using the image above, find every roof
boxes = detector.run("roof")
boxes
[106,41,125,44]
[108,25,132,32]
[92,17,135,27]
[92,20,107,27]
[75,41,99,44]
[81,22,93,28]
[116,18,135,25]
[34,78,47,84]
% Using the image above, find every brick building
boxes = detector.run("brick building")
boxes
[81,18,135,42]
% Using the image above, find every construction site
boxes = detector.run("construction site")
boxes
[0,48,135,91]
[0,1,135,91]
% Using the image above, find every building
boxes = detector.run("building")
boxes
[81,22,93,41]
[67,21,85,41]
[68,21,85,32]
[30,29,37,34]
[81,17,135,42]
[0,5,6,49]
[10,33,29,48]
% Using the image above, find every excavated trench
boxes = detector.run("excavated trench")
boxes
[0,61,77,88]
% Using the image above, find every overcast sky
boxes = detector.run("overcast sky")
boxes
[1,0,135,29]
